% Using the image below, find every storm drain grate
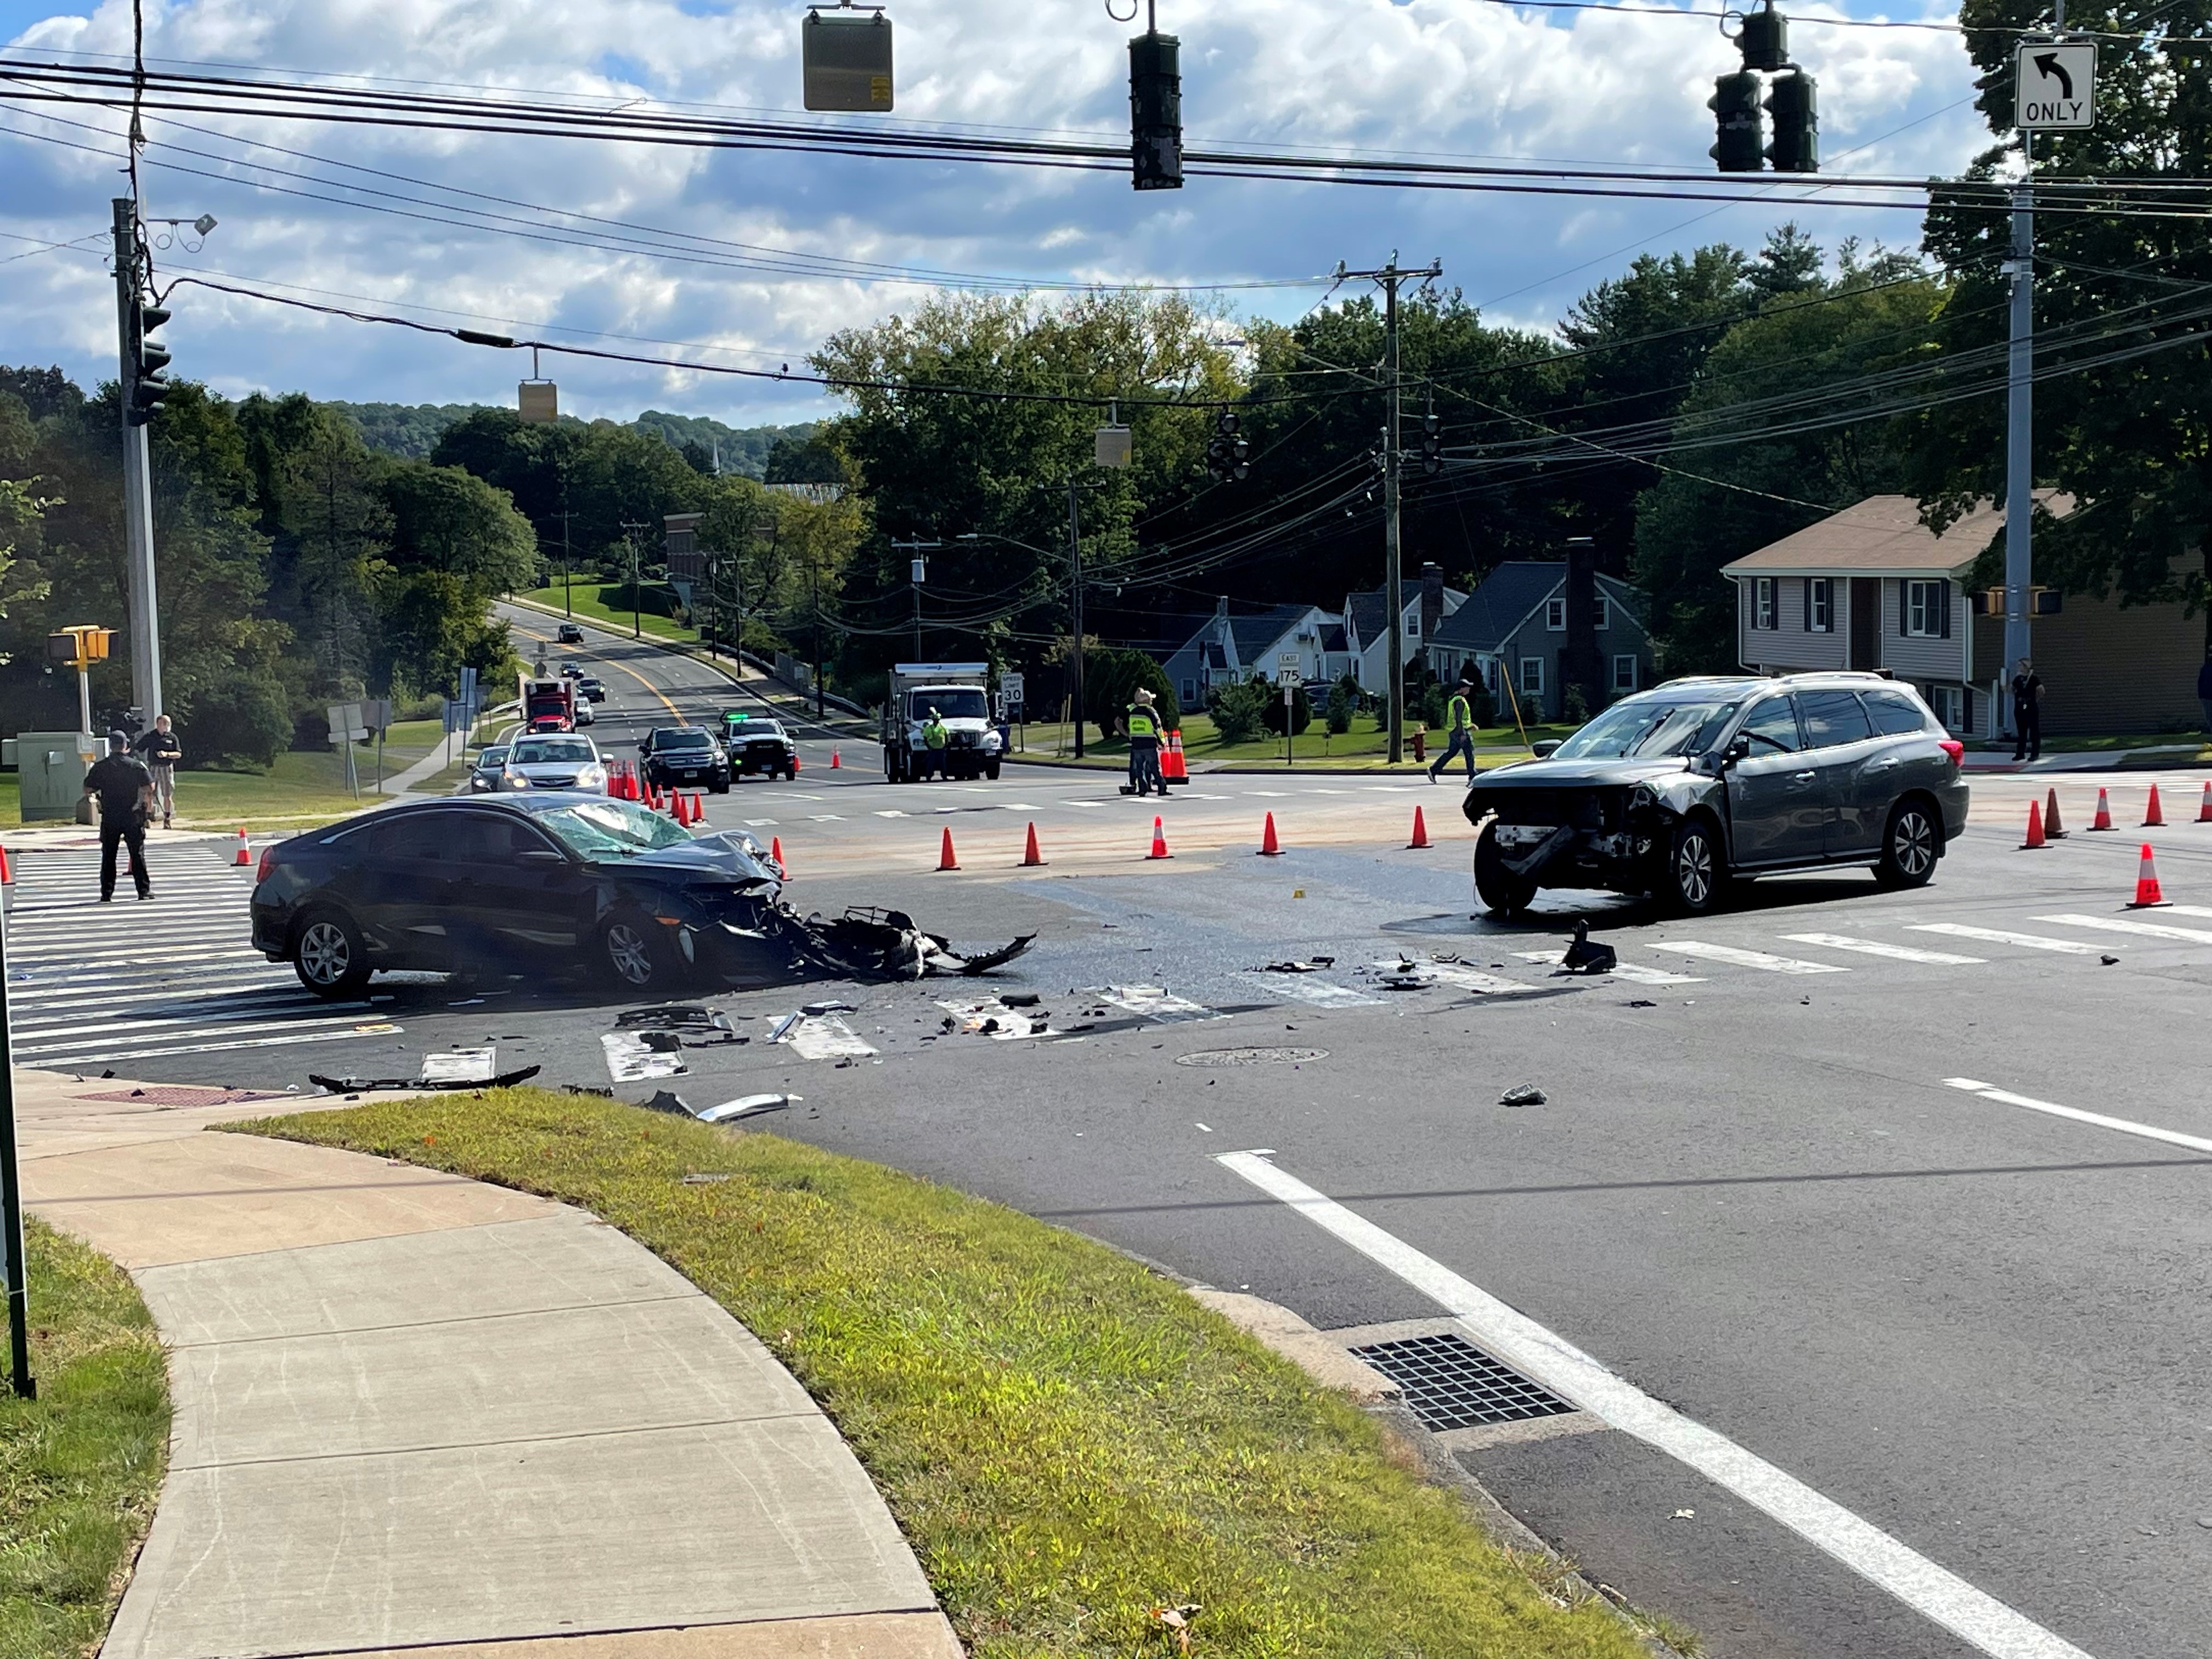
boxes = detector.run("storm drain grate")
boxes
[1349,1331,1577,1430]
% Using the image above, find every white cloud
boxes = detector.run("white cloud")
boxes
[0,0,1992,422]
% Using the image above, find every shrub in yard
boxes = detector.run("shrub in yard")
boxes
[1324,680,1352,735]
[1206,677,1272,744]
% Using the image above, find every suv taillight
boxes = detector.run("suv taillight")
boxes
[1938,740,1965,768]
[256,847,276,884]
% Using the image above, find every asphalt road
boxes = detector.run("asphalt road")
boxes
[10,612,2212,1659]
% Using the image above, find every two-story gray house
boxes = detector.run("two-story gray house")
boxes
[1425,561,1656,721]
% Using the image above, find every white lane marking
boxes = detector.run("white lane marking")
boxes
[11,965,296,1000]
[874,810,906,819]
[783,792,825,801]
[4,946,266,969]
[1943,1077,2212,1156]
[2168,905,2212,921]
[601,1031,684,1082]
[1309,788,1353,795]
[743,819,777,828]
[1244,790,1290,798]
[1093,985,1223,1023]
[1253,974,1385,1008]
[1514,950,1704,986]
[1781,933,1985,966]
[1215,1152,2096,1659]
[10,1013,374,1056]
[997,803,1042,811]
[34,1025,400,1067]
[2035,913,2212,946]
[781,1014,878,1060]
[1182,791,1234,800]
[1061,800,1107,809]
[808,814,845,822]
[1424,963,1543,996]
[933,997,1060,1041]
[12,998,325,1036]
[1655,941,1848,975]
[1908,924,2111,957]
[13,991,306,1024]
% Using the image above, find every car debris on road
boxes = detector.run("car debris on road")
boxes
[307,1063,543,1094]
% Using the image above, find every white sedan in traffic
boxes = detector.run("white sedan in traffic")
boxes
[496,735,608,793]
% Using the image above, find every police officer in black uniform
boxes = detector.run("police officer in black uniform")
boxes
[83,730,155,901]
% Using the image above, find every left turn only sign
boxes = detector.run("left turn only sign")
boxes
[2016,41,2096,130]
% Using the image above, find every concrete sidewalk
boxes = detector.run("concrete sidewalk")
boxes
[12,1068,960,1659]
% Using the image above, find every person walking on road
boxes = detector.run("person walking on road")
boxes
[136,714,182,829]
[2011,657,2044,763]
[1428,675,1480,782]
[84,730,154,901]
[919,707,949,781]
[1125,687,1164,797]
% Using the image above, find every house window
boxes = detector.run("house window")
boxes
[1753,577,1775,630]
[1904,579,1951,638]
[1612,654,1638,693]
[1180,679,1196,705]
[1808,577,1832,633]
[1545,598,1566,631]
[1593,596,1610,630]
[1408,613,1420,636]
[1928,685,1965,730]
[1520,656,1545,696]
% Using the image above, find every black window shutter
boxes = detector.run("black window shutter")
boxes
[1898,580,1910,637]
[1939,583,1952,639]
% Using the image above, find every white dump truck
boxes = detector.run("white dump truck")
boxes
[882,662,1002,783]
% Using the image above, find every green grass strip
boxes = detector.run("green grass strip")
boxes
[0,1221,170,1659]
[240,1089,1652,1659]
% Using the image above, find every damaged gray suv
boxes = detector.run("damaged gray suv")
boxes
[1462,674,1970,918]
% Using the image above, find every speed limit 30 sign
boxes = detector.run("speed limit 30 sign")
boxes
[2016,41,2095,130]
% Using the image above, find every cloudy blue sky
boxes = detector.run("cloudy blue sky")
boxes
[0,0,1994,428]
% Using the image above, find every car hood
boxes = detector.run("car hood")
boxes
[512,759,597,778]
[1471,755,1699,790]
[590,832,778,890]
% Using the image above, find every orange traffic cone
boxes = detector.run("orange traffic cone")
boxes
[830,749,841,769]
[770,836,785,873]
[2044,787,2066,838]
[234,826,252,866]
[2090,788,2115,831]
[2021,799,2048,850]
[1161,731,1188,783]
[1407,805,1432,850]
[1148,816,1171,860]
[938,827,961,871]
[2129,842,2171,908]
[2145,785,2166,827]
[1020,822,1046,867]
[0,845,12,886]
[2199,781,2212,824]
[1258,811,1283,856]
[692,791,706,822]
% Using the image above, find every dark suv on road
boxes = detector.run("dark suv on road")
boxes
[640,726,732,794]
[1462,674,1970,917]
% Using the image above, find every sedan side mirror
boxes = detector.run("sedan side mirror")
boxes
[515,847,565,866]
[1531,739,1561,759]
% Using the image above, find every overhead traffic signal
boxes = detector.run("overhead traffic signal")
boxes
[1765,69,1819,173]
[1129,27,1182,190]
[126,297,171,427]
[1709,3,1816,174]
[1419,411,1443,477]
[1205,409,1249,482]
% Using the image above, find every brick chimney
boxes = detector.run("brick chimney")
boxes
[1420,562,1444,641]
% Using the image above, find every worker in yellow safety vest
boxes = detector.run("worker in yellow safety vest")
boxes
[1125,687,1164,797]
[920,708,949,780]
[1428,674,1480,782]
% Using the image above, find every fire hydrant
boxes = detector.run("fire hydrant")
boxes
[1411,724,1427,764]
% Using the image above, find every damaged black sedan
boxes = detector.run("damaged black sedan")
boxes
[1461,674,1970,917]
[251,794,1031,997]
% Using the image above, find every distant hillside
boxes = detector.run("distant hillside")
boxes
[328,400,815,478]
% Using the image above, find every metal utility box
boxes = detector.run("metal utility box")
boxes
[518,380,558,424]
[17,731,100,822]
[803,8,893,111]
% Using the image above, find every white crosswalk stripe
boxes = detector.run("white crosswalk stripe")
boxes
[1654,941,1848,975]
[1254,973,1385,1008]
[1908,923,2112,956]
[1780,933,1986,966]
[1092,985,1224,1023]
[1426,964,1544,996]
[1,842,402,1070]
[1514,950,1705,986]
[2036,913,2212,945]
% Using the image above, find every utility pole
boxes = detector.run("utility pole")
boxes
[2002,181,2034,740]
[891,536,941,663]
[1334,255,1441,764]
[111,199,163,723]
[0,895,31,1400]
[1067,478,1087,760]
[619,520,648,639]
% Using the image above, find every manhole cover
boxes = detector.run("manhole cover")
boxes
[1350,1331,1576,1430]
[1172,1046,1328,1068]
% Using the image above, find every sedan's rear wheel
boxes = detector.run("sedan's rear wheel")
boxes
[1473,820,1535,919]
[1660,817,1726,916]
[1876,799,1939,889]
[293,910,371,998]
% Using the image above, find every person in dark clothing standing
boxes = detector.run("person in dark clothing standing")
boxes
[2010,657,2044,763]
[83,731,154,901]
[135,714,182,829]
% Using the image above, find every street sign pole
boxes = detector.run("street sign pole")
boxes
[0,893,34,1399]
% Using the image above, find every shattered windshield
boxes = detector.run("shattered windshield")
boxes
[537,799,695,857]
[1551,698,1741,760]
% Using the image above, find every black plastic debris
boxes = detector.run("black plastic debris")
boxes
[1000,992,1042,1008]
[2101,955,2120,966]
[1627,998,1657,1008]
[617,1005,743,1046]
[563,1084,615,1098]
[308,1064,541,1095]
[637,1089,695,1117]
[1499,1084,1548,1107]
[1561,920,1617,975]
[802,1000,859,1015]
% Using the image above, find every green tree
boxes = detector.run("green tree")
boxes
[378,460,539,593]
[1907,1,2212,646]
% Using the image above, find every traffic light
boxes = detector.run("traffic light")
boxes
[1419,412,1443,477]
[1765,69,1819,173]
[1709,71,1763,173]
[1737,3,1787,71]
[1130,28,1182,190]
[127,297,171,427]
[1204,409,1249,482]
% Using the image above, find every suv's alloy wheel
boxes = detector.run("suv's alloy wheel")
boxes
[1665,820,1723,916]
[1878,802,1938,888]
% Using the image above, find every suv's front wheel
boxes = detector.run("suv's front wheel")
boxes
[1876,798,1939,888]
[1660,817,1726,916]
[1473,820,1534,918]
